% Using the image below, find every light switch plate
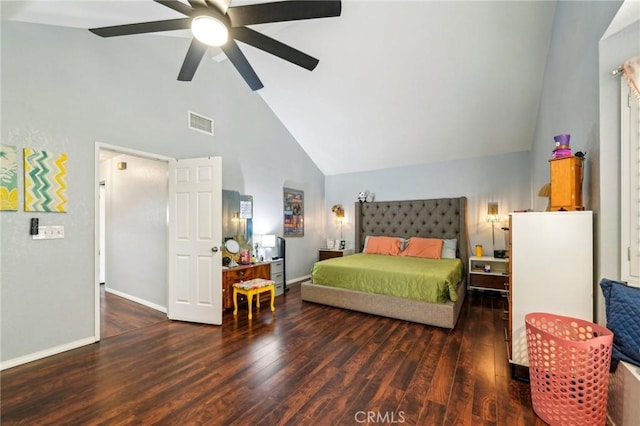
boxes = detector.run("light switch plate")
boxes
[32,226,64,240]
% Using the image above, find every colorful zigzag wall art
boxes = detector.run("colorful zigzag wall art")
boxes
[24,147,68,212]
[0,144,18,211]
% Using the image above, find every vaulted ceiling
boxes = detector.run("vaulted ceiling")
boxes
[4,0,556,175]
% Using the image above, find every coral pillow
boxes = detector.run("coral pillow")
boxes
[363,236,403,255]
[400,237,443,259]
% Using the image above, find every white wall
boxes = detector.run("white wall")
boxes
[102,154,168,309]
[599,19,640,318]
[1,19,325,366]
[325,151,532,253]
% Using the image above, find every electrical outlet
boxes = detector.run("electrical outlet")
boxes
[32,226,64,240]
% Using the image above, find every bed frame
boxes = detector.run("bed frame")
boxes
[301,197,468,328]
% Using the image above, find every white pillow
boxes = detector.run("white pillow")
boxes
[441,238,457,259]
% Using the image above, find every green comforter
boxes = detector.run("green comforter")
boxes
[311,253,463,303]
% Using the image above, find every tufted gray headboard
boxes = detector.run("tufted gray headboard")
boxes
[354,197,469,273]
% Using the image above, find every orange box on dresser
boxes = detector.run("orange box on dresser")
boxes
[549,156,584,211]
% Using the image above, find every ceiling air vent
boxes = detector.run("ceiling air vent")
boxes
[188,111,214,136]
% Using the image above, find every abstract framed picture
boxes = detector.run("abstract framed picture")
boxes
[0,145,18,211]
[24,147,68,212]
[283,187,304,237]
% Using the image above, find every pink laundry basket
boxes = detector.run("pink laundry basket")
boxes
[525,312,613,426]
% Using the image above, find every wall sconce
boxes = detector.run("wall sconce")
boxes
[117,162,127,170]
[331,204,345,240]
[331,204,344,218]
[231,212,240,240]
[486,202,500,249]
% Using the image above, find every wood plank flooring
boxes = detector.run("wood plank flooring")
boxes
[100,285,167,339]
[1,285,545,425]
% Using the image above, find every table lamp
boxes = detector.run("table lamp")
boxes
[486,202,500,250]
[261,234,276,260]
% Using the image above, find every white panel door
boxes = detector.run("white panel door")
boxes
[168,157,222,324]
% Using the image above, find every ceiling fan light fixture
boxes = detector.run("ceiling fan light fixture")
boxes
[191,16,228,47]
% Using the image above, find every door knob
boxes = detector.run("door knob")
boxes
[211,247,219,253]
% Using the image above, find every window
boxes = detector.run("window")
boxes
[622,79,640,285]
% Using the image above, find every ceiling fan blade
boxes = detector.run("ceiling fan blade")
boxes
[221,39,264,91]
[187,0,208,8]
[205,0,230,14]
[89,18,191,37]
[178,38,209,81]
[227,0,341,27]
[153,0,194,16]
[232,27,318,71]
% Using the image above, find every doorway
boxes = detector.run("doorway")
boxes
[96,144,172,340]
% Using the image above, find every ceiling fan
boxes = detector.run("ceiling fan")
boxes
[89,0,341,91]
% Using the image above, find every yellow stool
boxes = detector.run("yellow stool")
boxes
[232,278,275,320]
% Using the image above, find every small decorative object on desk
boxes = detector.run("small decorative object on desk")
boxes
[475,245,483,257]
[339,240,346,250]
[551,133,572,159]
[326,239,335,249]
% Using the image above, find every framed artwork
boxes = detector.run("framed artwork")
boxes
[283,187,304,237]
[0,145,18,211]
[24,147,68,212]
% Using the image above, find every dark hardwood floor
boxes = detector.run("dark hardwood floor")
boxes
[100,285,167,339]
[2,285,544,425]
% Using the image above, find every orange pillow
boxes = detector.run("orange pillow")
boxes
[363,236,403,255]
[400,237,443,259]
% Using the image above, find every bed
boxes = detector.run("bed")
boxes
[301,197,468,328]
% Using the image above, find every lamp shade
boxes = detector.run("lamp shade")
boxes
[261,234,276,248]
[538,183,551,197]
[486,202,500,222]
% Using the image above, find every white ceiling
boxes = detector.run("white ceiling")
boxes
[4,0,557,175]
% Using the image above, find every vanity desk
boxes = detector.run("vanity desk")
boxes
[222,263,271,310]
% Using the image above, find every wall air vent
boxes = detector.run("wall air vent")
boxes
[188,111,214,136]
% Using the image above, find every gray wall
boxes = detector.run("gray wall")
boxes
[102,154,168,309]
[1,19,324,365]
[528,0,623,323]
[531,0,622,212]
[325,151,532,253]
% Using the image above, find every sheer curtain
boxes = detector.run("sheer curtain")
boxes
[622,56,640,99]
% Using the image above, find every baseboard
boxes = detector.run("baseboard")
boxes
[287,275,310,287]
[0,336,96,371]
[105,287,167,313]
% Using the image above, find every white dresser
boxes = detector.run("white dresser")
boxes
[270,259,285,296]
[507,211,593,369]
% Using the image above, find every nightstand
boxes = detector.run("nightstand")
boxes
[318,248,353,261]
[468,256,509,292]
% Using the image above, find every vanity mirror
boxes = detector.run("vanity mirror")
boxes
[222,189,253,250]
